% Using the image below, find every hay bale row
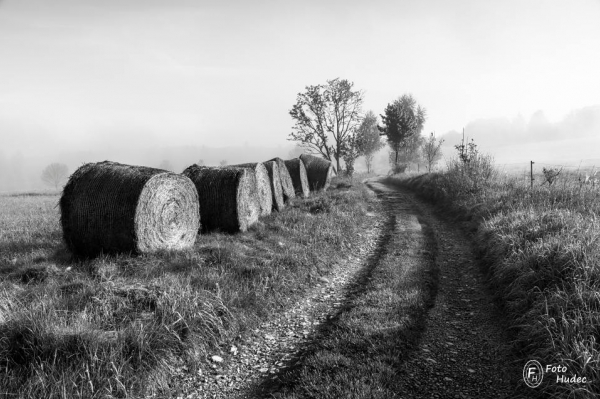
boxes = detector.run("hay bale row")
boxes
[263,160,285,212]
[60,161,200,258]
[182,165,260,233]
[60,154,335,257]
[267,157,295,203]
[284,158,310,198]
[228,163,272,216]
[299,154,335,191]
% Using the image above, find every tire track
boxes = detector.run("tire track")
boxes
[367,178,523,398]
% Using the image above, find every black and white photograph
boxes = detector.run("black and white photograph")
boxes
[0,0,599,398]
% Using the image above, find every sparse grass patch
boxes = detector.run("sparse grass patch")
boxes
[386,165,600,398]
[0,176,375,398]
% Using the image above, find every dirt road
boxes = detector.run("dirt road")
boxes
[171,178,524,398]
[366,179,522,398]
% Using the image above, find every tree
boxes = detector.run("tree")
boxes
[289,78,364,172]
[219,160,228,166]
[197,159,205,166]
[355,110,385,173]
[158,160,174,172]
[379,94,426,170]
[422,132,444,172]
[41,163,69,189]
[404,133,426,170]
[342,132,361,177]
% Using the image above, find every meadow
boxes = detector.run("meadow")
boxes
[386,155,600,398]
[0,176,376,398]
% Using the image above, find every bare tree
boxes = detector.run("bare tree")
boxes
[219,160,228,166]
[289,78,364,172]
[197,159,205,166]
[422,132,444,172]
[41,163,69,189]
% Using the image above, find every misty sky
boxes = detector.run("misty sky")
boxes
[1,0,600,189]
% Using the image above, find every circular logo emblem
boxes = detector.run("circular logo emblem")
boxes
[523,360,544,388]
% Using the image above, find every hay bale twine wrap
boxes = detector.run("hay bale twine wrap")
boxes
[267,157,295,203]
[60,161,200,258]
[229,163,272,217]
[299,154,335,191]
[263,160,285,212]
[182,165,260,233]
[284,158,310,198]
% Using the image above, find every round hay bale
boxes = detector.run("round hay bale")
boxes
[182,165,260,233]
[284,158,310,198]
[229,163,272,217]
[263,160,284,212]
[299,154,335,191]
[60,161,200,258]
[267,157,295,203]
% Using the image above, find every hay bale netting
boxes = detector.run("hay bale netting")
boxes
[60,161,200,258]
[182,165,260,233]
[284,158,310,198]
[229,163,272,217]
[299,154,335,191]
[267,157,295,203]
[263,160,285,212]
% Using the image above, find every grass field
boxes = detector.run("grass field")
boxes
[0,175,377,398]
[386,161,600,398]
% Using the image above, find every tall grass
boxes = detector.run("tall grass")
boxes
[386,156,600,398]
[0,176,376,398]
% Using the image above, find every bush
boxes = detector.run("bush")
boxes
[390,163,408,175]
[446,139,496,194]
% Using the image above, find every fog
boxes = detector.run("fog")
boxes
[0,144,302,193]
[2,104,600,192]
[1,0,599,192]
[439,105,600,170]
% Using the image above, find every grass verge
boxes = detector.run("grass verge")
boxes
[0,174,376,398]
[384,169,600,398]
[250,198,439,398]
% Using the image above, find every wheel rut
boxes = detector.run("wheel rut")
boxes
[166,191,389,399]
[367,178,523,398]
[168,178,523,398]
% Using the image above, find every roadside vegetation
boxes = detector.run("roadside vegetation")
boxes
[385,141,600,398]
[0,174,376,398]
